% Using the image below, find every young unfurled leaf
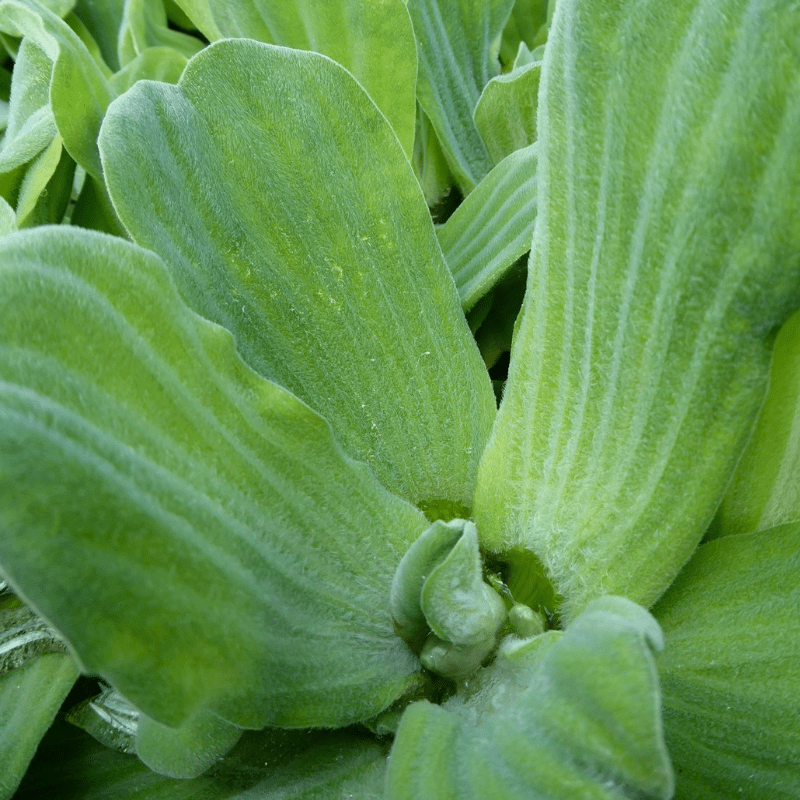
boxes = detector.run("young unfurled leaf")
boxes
[0,226,428,732]
[475,0,800,619]
[100,39,496,512]
[387,596,672,800]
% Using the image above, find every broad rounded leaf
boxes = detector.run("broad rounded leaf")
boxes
[100,39,495,513]
[180,0,417,158]
[386,596,672,800]
[474,0,800,618]
[0,227,427,730]
[653,523,800,799]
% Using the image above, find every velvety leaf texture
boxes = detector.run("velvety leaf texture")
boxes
[710,307,800,538]
[100,39,496,513]
[386,597,672,800]
[0,227,427,731]
[0,653,78,800]
[653,524,800,799]
[406,0,515,192]
[475,0,800,618]
[189,0,417,158]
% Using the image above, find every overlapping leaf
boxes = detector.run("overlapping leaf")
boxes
[406,0,515,192]
[16,720,390,800]
[0,653,78,800]
[386,596,672,799]
[174,0,416,157]
[0,227,429,731]
[653,523,800,798]
[475,0,800,618]
[709,307,800,538]
[100,39,496,513]
[438,142,536,309]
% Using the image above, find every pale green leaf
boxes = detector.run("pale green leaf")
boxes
[652,523,800,799]
[390,518,465,647]
[0,195,14,233]
[406,0,514,192]
[168,0,220,40]
[136,710,242,779]
[100,39,495,513]
[412,105,455,209]
[180,0,416,158]
[0,653,78,800]
[473,60,540,164]
[117,0,203,66]
[66,685,139,754]
[386,596,672,800]
[709,307,800,538]
[72,0,125,71]
[16,720,390,799]
[0,37,55,174]
[109,46,189,91]
[499,0,547,65]
[0,0,114,178]
[0,226,427,730]
[69,171,127,236]
[15,133,75,227]
[437,142,536,309]
[474,0,800,619]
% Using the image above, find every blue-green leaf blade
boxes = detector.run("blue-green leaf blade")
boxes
[653,523,800,799]
[0,653,78,800]
[438,142,537,310]
[0,226,427,730]
[100,40,495,513]
[386,596,672,800]
[474,0,800,618]
[406,0,515,192]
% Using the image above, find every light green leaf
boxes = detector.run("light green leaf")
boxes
[390,518,465,647]
[0,653,78,800]
[72,0,125,71]
[168,0,220,40]
[0,226,428,730]
[69,172,127,236]
[438,142,536,310]
[16,720,390,799]
[0,37,55,174]
[179,0,416,158]
[109,46,189,91]
[499,0,547,65]
[406,0,514,192]
[412,105,455,209]
[15,133,75,227]
[136,709,242,779]
[652,523,800,799]
[474,0,800,619]
[0,196,15,233]
[117,0,203,66]
[100,39,495,513]
[0,0,114,178]
[386,596,672,800]
[420,521,505,647]
[473,60,540,164]
[709,307,800,538]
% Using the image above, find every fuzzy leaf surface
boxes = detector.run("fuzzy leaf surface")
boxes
[475,0,800,618]
[0,227,427,731]
[100,40,495,512]
[653,523,800,798]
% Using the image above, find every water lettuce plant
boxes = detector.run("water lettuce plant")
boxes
[0,0,799,797]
